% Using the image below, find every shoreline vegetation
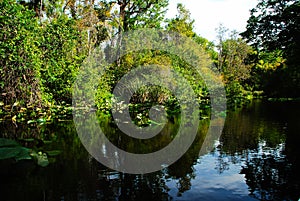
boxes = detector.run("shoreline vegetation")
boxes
[1,0,299,125]
[2,96,300,126]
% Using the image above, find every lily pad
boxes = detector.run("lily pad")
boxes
[0,147,20,160]
[0,138,19,147]
[0,138,31,161]
[18,138,35,142]
[15,148,32,161]
[45,150,62,157]
[0,147,31,161]
[42,140,52,144]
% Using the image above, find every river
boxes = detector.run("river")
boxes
[0,100,299,201]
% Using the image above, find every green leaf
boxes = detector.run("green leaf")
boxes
[0,138,19,147]
[18,138,35,142]
[0,147,20,160]
[15,147,32,161]
[42,140,52,144]
[37,118,46,123]
[45,150,61,157]
[27,120,36,124]
[0,147,31,161]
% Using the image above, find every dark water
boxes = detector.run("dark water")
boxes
[0,100,300,201]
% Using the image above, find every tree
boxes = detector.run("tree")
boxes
[167,3,195,38]
[241,0,299,54]
[216,26,253,84]
[241,0,300,97]
[215,25,254,105]
[215,24,229,72]
[167,4,216,58]
[165,4,218,108]
[220,39,252,83]
[114,0,168,32]
[247,50,286,97]
[18,0,43,17]
[193,35,217,61]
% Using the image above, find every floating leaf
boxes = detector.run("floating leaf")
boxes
[0,138,31,161]
[15,147,32,161]
[45,150,61,157]
[0,147,31,161]
[0,138,19,147]
[18,138,35,142]
[0,147,20,160]
[42,140,52,144]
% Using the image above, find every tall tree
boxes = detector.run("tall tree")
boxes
[105,0,169,67]
[215,25,253,104]
[114,0,168,32]
[241,0,300,97]
[241,0,299,55]
[216,26,252,83]
[167,4,216,60]
[167,3,195,38]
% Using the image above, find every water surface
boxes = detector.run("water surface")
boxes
[0,100,299,201]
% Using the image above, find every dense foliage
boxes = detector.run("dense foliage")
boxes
[0,0,299,122]
[241,0,300,97]
[40,15,84,104]
[0,0,42,106]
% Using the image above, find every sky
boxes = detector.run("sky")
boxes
[165,0,258,42]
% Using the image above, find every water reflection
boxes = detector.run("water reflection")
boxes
[0,100,299,201]
[217,101,300,201]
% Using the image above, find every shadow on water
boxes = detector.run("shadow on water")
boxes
[0,100,299,201]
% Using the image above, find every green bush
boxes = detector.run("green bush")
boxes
[39,15,85,104]
[0,0,42,106]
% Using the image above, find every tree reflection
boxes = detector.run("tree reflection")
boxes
[217,101,300,200]
[1,101,300,200]
[166,119,209,196]
[0,117,204,201]
[241,103,300,201]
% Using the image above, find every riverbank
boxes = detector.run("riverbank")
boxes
[1,95,299,126]
[0,103,73,125]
